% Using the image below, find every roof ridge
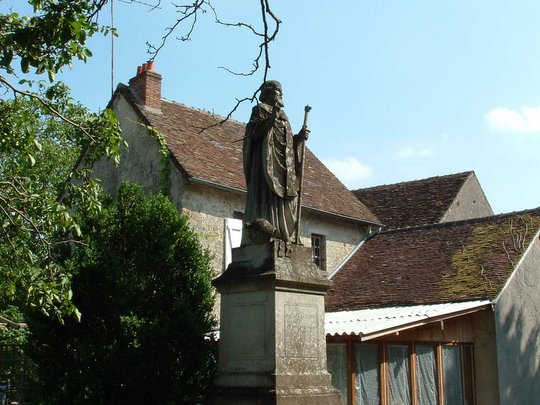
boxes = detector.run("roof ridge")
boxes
[353,170,474,192]
[378,206,540,235]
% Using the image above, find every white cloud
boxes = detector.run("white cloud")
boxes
[485,105,540,133]
[321,157,373,188]
[396,145,433,159]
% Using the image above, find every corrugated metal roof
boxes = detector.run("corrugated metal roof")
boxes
[325,300,491,340]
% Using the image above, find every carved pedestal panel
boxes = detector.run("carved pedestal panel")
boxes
[211,241,341,405]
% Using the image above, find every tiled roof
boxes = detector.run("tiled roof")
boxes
[353,171,473,229]
[117,85,379,224]
[326,208,540,311]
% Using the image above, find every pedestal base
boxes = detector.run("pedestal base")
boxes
[211,385,341,405]
[211,241,341,405]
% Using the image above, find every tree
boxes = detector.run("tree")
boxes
[1,1,123,318]
[1,0,279,318]
[27,182,216,404]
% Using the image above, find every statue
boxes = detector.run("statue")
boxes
[242,80,310,245]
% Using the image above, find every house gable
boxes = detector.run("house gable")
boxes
[441,171,493,222]
[111,81,380,225]
[353,171,492,229]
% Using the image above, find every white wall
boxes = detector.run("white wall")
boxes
[494,232,540,405]
[442,174,493,223]
[93,95,165,195]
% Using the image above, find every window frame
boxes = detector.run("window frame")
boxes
[328,339,476,405]
[311,233,327,271]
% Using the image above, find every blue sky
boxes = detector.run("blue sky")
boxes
[6,1,540,214]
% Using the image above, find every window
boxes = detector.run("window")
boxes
[327,343,349,405]
[328,341,475,405]
[387,344,412,404]
[415,345,438,404]
[311,233,326,270]
[442,345,474,405]
[354,344,380,405]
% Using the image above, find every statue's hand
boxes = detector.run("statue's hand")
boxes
[297,127,310,141]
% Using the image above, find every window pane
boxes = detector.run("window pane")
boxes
[354,344,380,405]
[461,346,475,405]
[311,234,326,270]
[327,343,349,405]
[387,344,411,405]
[443,346,464,405]
[416,345,438,405]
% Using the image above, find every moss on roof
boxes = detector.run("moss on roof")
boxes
[442,214,540,299]
[327,208,540,311]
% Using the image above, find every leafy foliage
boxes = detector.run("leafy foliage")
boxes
[1,1,123,319]
[1,0,111,80]
[0,82,123,320]
[27,183,216,404]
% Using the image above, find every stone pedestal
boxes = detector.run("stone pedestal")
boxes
[211,241,341,405]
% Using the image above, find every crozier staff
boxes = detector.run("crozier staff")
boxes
[242,81,309,244]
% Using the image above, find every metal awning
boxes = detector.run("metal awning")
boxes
[325,300,491,341]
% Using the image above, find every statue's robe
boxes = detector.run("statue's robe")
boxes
[243,102,301,242]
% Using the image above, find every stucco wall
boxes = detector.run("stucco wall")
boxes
[494,232,540,405]
[180,184,368,276]
[299,211,370,273]
[442,174,493,222]
[179,183,245,275]
[93,95,165,195]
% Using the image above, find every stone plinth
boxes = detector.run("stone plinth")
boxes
[211,241,341,405]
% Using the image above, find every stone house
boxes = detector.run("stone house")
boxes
[95,63,539,404]
[325,202,540,405]
[93,63,381,278]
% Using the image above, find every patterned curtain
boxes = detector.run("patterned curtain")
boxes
[354,344,380,405]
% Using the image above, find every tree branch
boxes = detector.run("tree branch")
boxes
[0,76,98,144]
[146,1,281,125]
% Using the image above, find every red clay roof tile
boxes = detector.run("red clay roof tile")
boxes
[353,172,473,229]
[326,208,540,311]
[117,86,379,224]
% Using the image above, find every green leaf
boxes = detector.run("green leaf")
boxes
[33,138,43,151]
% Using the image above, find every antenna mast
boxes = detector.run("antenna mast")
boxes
[111,0,115,97]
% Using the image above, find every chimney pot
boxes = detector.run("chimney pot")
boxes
[128,61,162,111]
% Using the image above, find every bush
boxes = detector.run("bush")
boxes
[27,183,216,404]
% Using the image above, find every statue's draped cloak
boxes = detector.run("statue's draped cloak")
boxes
[243,102,300,242]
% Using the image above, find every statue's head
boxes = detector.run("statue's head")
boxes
[259,80,284,107]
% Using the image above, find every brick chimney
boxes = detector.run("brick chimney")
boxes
[128,60,162,111]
